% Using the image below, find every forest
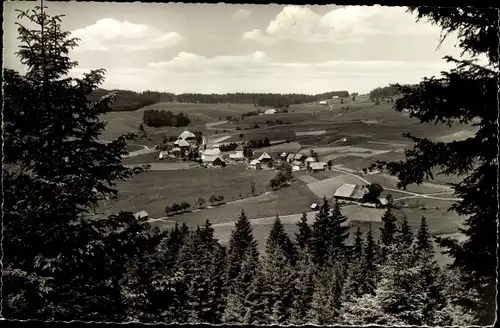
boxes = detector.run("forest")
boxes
[2,5,497,326]
[142,109,191,127]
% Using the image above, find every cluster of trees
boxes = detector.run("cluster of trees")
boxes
[3,6,496,325]
[88,89,168,111]
[266,119,290,126]
[368,85,402,101]
[209,195,225,206]
[219,143,240,152]
[269,162,293,190]
[362,183,384,203]
[143,109,191,127]
[247,138,271,149]
[165,202,191,216]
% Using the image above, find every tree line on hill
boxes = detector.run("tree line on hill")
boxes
[368,85,402,101]
[3,6,496,325]
[89,89,352,112]
[143,109,191,127]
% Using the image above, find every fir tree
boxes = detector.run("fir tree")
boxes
[352,226,364,262]
[379,207,398,263]
[3,6,151,321]
[226,210,259,293]
[378,7,498,324]
[398,214,414,248]
[344,226,365,299]
[361,224,378,295]
[416,216,432,254]
[266,214,297,265]
[289,249,315,324]
[307,262,345,325]
[295,213,312,250]
[311,198,349,266]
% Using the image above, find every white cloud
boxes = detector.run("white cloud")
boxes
[232,8,252,20]
[243,5,442,45]
[71,18,184,52]
[136,52,457,94]
[147,51,268,71]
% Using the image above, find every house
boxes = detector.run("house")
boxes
[310,162,327,172]
[257,152,273,164]
[332,96,339,99]
[204,155,226,167]
[201,147,221,161]
[310,203,320,211]
[293,153,307,162]
[174,138,190,149]
[334,183,368,202]
[133,210,149,220]
[376,197,389,208]
[178,130,196,142]
[280,152,289,161]
[229,144,245,160]
[248,159,262,170]
[333,184,358,201]
[305,156,317,168]
[264,108,277,115]
[319,100,327,105]
[292,165,301,172]
[292,160,303,168]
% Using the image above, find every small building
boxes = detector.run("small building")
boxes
[174,138,190,149]
[229,144,245,161]
[204,155,226,167]
[332,96,339,99]
[257,152,273,163]
[201,147,222,161]
[264,109,277,115]
[280,152,289,161]
[319,100,327,105]
[248,159,262,170]
[292,165,301,172]
[292,160,303,167]
[333,183,358,201]
[293,153,307,162]
[310,162,327,172]
[305,156,317,168]
[310,203,320,211]
[376,197,389,208]
[178,130,196,141]
[133,210,149,220]
[334,183,369,202]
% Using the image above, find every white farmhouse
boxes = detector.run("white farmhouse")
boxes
[264,109,277,115]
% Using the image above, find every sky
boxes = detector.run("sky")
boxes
[3,2,472,95]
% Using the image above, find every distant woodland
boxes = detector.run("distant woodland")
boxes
[89,89,352,111]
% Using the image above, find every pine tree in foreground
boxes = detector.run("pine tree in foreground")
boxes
[378,207,398,263]
[295,212,312,250]
[226,210,259,293]
[361,224,378,295]
[266,214,297,265]
[379,7,498,324]
[289,248,315,325]
[3,6,151,321]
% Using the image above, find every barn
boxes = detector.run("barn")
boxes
[264,109,277,115]
[248,159,262,170]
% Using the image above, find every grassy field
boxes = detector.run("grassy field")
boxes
[98,165,277,219]
[150,180,318,229]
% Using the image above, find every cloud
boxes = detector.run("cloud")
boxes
[147,51,268,72]
[139,51,456,94]
[71,18,184,52]
[242,5,441,45]
[232,8,252,20]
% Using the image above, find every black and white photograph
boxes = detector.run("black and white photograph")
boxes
[2,1,498,326]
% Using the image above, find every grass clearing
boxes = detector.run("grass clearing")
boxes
[150,181,318,229]
[98,166,276,220]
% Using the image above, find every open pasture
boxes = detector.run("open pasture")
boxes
[366,173,454,195]
[98,165,276,220]
[150,181,318,228]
